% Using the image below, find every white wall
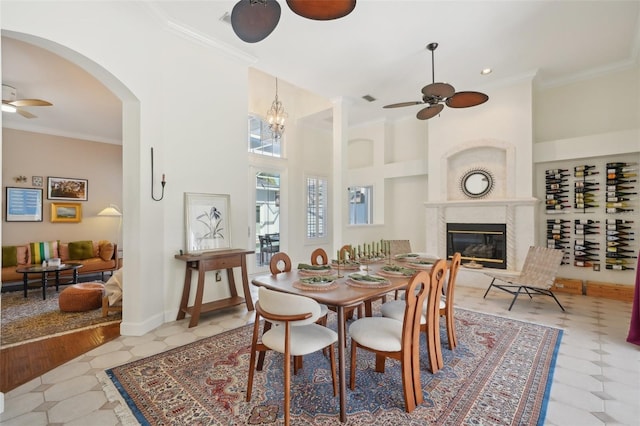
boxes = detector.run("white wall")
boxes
[2,1,251,335]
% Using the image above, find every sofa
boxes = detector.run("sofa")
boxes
[1,240,118,284]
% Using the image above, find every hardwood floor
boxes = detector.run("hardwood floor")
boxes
[0,322,120,393]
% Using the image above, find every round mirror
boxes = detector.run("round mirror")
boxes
[460,169,494,198]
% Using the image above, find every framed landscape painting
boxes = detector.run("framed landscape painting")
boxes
[184,192,231,254]
[51,202,82,223]
[47,177,88,201]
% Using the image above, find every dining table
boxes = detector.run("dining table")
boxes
[251,262,415,423]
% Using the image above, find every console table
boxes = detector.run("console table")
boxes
[175,249,254,327]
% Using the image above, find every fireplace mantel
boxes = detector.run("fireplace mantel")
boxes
[424,198,539,208]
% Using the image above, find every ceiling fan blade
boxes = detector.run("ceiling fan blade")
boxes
[16,108,37,119]
[446,91,489,108]
[383,101,423,109]
[416,103,444,120]
[9,99,52,107]
[286,0,356,20]
[231,0,281,43]
[421,82,455,99]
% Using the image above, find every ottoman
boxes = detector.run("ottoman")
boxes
[59,282,105,312]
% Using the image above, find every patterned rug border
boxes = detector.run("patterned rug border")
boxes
[101,308,563,425]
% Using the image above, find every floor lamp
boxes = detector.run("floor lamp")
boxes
[98,204,122,247]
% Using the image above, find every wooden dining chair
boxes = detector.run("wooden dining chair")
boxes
[247,287,338,426]
[348,270,430,413]
[380,259,448,373]
[338,244,352,261]
[268,252,329,370]
[441,253,462,350]
[310,248,328,265]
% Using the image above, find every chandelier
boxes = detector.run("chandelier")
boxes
[266,78,287,139]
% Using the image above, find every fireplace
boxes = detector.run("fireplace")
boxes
[446,223,507,269]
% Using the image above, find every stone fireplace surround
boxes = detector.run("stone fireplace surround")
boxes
[424,139,540,287]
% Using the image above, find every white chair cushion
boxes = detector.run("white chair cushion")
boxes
[349,317,403,352]
[380,300,427,324]
[439,297,446,310]
[258,287,322,325]
[263,324,337,356]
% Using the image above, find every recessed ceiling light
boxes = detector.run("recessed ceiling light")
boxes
[362,94,376,102]
[481,68,492,75]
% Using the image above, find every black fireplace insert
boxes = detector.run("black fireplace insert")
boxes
[446,223,507,269]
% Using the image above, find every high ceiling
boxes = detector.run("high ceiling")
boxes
[2,1,639,144]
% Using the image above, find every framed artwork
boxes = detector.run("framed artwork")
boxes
[184,192,231,253]
[32,176,43,187]
[5,187,43,222]
[51,202,82,223]
[47,176,88,201]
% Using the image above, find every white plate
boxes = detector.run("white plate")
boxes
[299,277,335,286]
[407,261,434,270]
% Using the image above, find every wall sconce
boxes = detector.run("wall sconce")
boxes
[151,147,166,201]
[13,175,27,183]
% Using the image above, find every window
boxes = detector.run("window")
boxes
[348,186,373,225]
[306,176,327,239]
[248,115,281,157]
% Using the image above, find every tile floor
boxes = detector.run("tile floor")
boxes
[1,283,638,425]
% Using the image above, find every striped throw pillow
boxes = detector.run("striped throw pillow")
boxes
[30,241,59,264]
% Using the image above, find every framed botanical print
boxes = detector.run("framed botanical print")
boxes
[184,192,231,253]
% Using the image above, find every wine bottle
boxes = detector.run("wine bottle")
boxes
[575,223,599,229]
[606,162,638,168]
[606,253,638,259]
[606,235,635,241]
[606,224,632,230]
[546,173,570,179]
[546,205,570,210]
[546,183,569,190]
[607,172,637,179]
[606,207,634,213]
[574,180,598,187]
[606,264,635,271]
[606,219,634,224]
[574,171,599,177]
[574,187,598,194]
[606,247,635,253]
[606,241,629,247]
[606,230,635,236]
[548,218,570,223]
[551,234,568,240]
[574,245,598,251]
[606,185,635,191]
[546,168,569,174]
[575,192,597,199]
[546,199,568,205]
[574,250,598,257]
[574,203,599,209]
[574,261,594,267]
[574,165,596,172]
[547,224,570,229]
[606,202,632,208]
[606,196,635,202]
[575,239,598,246]
[606,258,631,265]
[607,167,637,174]
[607,179,637,185]
[575,219,599,224]
[546,194,569,200]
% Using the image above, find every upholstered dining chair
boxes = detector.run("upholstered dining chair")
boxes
[268,252,329,370]
[310,248,328,265]
[380,259,448,373]
[247,287,338,426]
[349,270,431,413]
[441,253,462,350]
[483,246,565,311]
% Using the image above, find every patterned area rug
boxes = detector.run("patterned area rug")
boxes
[1,287,121,347]
[101,309,561,425]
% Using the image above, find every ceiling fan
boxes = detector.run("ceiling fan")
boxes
[2,84,52,119]
[383,43,489,120]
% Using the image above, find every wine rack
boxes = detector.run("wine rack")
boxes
[545,169,570,214]
[573,219,599,268]
[547,219,570,265]
[605,162,637,214]
[605,219,636,271]
[574,164,599,212]
[540,157,639,276]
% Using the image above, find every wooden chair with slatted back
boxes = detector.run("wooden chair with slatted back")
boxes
[247,287,338,426]
[349,270,431,413]
[310,248,328,265]
[441,253,462,350]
